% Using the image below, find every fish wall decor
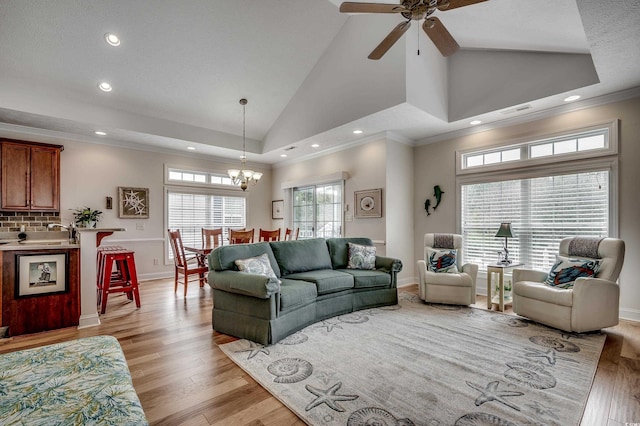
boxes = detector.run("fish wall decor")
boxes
[433,185,444,210]
[424,185,444,216]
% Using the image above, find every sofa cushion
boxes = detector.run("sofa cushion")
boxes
[235,253,280,283]
[270,238,333,275]
[347,243,376,270]
[285,270,354,295]
[338,269,391,289]
[514,280,573,307]
[326,237,374,269]
[279,279,318,311]
[209,242,281,277]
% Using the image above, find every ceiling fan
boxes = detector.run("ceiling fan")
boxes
[340,0,487,60]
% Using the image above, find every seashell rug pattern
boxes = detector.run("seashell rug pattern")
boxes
[218,293,606,425]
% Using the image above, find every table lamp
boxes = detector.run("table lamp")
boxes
[495,222,514,265]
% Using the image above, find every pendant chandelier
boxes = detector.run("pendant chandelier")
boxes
[228,98,262,191]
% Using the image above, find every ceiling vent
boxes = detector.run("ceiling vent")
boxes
[500,104,532,115]
[284,146,297,151]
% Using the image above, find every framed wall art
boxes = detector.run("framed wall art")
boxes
[354,188,382,218]
[272,200,284,219]
[118,187,149,219]
[16,252,69,297]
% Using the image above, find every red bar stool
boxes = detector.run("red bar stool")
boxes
[97,246,141,314]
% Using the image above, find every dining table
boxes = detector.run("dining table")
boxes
[183,246,213,267]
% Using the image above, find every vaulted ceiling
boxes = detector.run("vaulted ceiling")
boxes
[0,0,639,165]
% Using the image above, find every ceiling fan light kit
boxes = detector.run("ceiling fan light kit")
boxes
[340,0,486,60]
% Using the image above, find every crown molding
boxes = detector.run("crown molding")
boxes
[416,86,640,146]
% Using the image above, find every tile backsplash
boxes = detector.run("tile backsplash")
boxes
[0,211,61,232]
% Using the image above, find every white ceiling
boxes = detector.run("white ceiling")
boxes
[0,0,639,165]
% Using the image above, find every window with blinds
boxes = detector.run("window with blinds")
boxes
[293,183,342,239]
[461,170,609,271]
[167,190,246,254]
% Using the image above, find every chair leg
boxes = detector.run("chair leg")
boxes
[126,255,141,309]
[184,273,189,298]
[100,256,114,315]
[174,268,179,293]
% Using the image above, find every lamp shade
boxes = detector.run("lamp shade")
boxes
[495,222,514,238]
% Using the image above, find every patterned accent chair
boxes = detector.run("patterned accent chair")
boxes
[417,233,478,305]
[512,237,625,332]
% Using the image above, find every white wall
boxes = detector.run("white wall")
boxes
[59,139,272,280]
[385,139,414,285]
[272,136,412,282]
[412,96,640,321]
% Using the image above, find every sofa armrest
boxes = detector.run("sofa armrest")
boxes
[462,263,478,282]
[512,268,548,284]
[208,270,280,299]
[375,256,403,273]
[571,277,619,331]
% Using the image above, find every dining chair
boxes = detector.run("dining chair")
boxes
[167,229,209,297]
[284,227,300,241]
[202,228,223,249]
[229,228,255,244]
[259,228,281,242]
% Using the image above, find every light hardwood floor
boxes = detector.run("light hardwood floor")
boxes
[1,280,639,425]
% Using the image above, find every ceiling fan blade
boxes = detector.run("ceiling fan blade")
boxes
[368,20,412,60]
[438,0,488,11]
[423,17,459,57]
[340,2,407,13]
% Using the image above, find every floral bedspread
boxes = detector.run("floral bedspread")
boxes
[0,335,148,425]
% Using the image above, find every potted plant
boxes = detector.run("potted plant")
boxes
[73,207,103,228]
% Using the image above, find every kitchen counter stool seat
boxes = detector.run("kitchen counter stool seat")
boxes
[97,246,141,314]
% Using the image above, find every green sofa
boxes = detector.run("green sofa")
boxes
[207,237,402,344]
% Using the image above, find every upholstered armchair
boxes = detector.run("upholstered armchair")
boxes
[512,237,625,332]
[417,233,478,305]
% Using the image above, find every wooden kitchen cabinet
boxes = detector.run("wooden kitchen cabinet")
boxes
[1,140,62,211]
[1,248,80,336]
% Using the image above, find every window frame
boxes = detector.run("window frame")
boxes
[455,121,620,272]
[456,119,618,176]
[164,164,244,191]
[164,165,249,264]
[292,181,344,240]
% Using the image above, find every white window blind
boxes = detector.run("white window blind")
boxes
[167,190,246,252]
[461,170,609,271]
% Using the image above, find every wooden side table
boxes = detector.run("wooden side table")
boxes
[486,263,524,312]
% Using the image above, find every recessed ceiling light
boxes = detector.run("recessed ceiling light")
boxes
[311,144,320,148]
[353,130,363,134]
[98,81,112,92]
[94,131,107,136]
[187,146,196,150]
[564,95,581,102]
[470,120,482,125]
[280,154,287,158]
[104,33,121,47]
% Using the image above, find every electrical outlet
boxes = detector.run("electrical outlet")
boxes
[153,258,159,265]
[136,223,145,230]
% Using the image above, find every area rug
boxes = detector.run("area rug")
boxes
[219,293,605,425]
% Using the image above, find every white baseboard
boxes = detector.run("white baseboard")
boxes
[138,271,174,282]
[619,307,640,323]
[77,314,101,329]
[397,277,416,287]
